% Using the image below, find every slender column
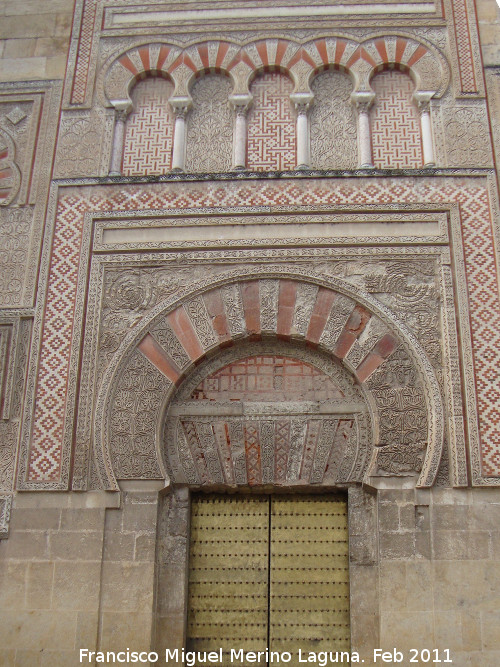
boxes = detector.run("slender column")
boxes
[419,100,435,167]
[233,108,248,169]
[291,93,313,170]
[295,106,310,169]
[108,107,129,176]
[352,92,375,169]
[230,94,252,170]
[171,107,189,172]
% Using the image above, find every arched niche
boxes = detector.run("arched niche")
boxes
[93,272,443,492]
[185,73,233,173]
[247,71,296,171]
[122,75,175,175]
[370,69,422,169]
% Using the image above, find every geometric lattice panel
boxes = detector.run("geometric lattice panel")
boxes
[122,77,174,176]
[247,73,296,171]
[371,70,422,169]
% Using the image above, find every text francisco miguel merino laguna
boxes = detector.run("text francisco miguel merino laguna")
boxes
[80,647,454,664]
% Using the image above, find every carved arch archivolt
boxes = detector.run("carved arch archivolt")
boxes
[94,271,443,492]
[103,35,449,109]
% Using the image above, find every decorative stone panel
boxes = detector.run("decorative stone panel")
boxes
[247,73,295,172]
[96,275,440,492]
[20,176,497,492]
[185,75,232,173]
[310,71,357,170]
[122,77,175,176]
[164,346,371,487]
[371,71,422,169]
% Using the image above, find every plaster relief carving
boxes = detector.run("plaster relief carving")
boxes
[54,108,112,178]
[96,275,441,490]
[364,261,441,368]
[0,494,12,538]
[0,128,21,207]
[185,75,233,173]
[310,71,357,170]
[443,106,492,167]
[109,350,169,480]
[0,423,19,492]
[0,207,32,307]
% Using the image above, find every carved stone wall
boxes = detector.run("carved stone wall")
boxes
[310,70,357,170]
[1,0,500,662]
[164,345,371,487]
[94,271,441,493]
[185,75,233,173]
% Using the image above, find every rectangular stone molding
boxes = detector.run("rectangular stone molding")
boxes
[444,0,485,96]
[0,494,12,538]
[0,314,32,493]
[0,81,62,308]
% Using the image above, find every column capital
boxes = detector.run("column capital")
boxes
[111,101,132,121]
[290,92,314,114]
[229,94,253,115]
[170,96,192,118]
[351,91,375,113]
[413,91,434,114]
[115,108,129,123]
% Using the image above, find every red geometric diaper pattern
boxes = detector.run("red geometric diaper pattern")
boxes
[247,73,296,172]
[448,0,478,94]
[70,0,98,105]
[122,77,175,176]
[26,177,500,482]
[371,71,422,169]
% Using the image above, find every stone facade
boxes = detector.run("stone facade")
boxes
[1,0,500,665]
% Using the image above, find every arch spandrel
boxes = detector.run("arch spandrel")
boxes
[94,272,443,492]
